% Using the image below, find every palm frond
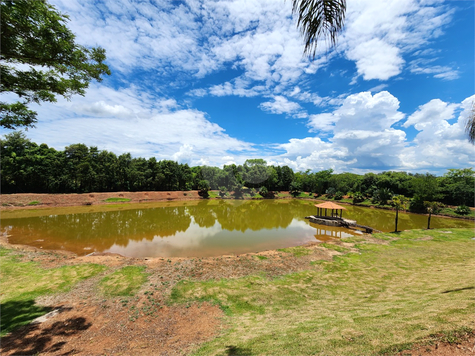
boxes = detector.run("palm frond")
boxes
[292,0,346,58]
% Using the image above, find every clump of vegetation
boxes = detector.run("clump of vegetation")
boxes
[454,205,471,215]
[289,181,302,197]
[98,266,148,297]
[219,186,228,198]
[27,201,40,205]
[333,191,344,200]
[104,197,131,202]
[352,191,365,203]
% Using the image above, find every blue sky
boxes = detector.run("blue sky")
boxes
[2,0,474,174]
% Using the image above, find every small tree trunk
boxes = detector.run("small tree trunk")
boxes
[394,208,399,232]
[427,212,432,229]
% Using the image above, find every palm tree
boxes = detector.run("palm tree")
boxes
[466,101,475,144]
[392,195,409,233]
[292,0,347,57]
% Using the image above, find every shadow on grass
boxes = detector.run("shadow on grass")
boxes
[0,299,53,337]
[225,345,253,355]
[1,300,91,355]
[442,286,475,294]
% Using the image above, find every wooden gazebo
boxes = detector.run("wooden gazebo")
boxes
[314,202,347,219]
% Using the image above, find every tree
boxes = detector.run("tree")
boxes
[1,0,110,129]
[424,201,443,229]
[198,180,210,198]
[292,0,347,57]
[392,195,409,233]
[466,101,475,144]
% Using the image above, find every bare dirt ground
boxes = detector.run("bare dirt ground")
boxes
[0,191,203,210]
[1,192,473,355]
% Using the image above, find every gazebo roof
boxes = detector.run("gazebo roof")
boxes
[315,202,347,210]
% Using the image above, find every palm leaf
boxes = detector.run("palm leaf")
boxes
[292,0,346,57]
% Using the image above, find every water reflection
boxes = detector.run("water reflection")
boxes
[1,200,472,257]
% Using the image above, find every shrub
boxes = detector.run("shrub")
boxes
[289,181,302,197]
[334,191,343,200]
[325,187,336,198]
[259,186,269,197]
[219,186,228,198]
[352,192,365,204]
[454,205,471,215]
[198,180,210,198]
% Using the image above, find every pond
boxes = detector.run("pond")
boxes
[1,199,472,257]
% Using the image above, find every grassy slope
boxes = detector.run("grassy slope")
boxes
[171,229,475,356]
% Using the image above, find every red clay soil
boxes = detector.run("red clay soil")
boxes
[0,190,202,210]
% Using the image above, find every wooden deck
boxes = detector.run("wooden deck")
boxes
[305,215,381,234]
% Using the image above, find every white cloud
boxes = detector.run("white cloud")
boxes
[341,0,453,81]
[273,92,474,173]
[409,60,459,80]
[259,96,304,116]
[8,84,254,166]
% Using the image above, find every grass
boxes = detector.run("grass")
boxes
[277,246,313,257]
[207,191,220,198]
[28,200,40,205]
[171,228,475,356]
[104,197,131,202]
[320,242,351,253]
[0,248,106,336]
[440,207,475,218]
[98,265,148,297]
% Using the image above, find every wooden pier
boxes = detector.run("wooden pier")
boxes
[305,215,381,234]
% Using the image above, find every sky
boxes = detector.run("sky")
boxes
[2,0,474,175]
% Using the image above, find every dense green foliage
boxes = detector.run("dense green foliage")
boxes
[1,133,473,209]
[0,0,110,129]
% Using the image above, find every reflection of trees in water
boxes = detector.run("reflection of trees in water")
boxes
[210,200,307,232]
[2,200,320,253]
[3,206,191,251]
[186,201,217,228]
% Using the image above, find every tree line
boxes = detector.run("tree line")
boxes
[1,132,474,211]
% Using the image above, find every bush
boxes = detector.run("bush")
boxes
[219,186,228,198]
[289,181,302,197]
[198,180,210,198]
[334,191,343,200]
[325,187,336,198]
[454,205,471,215]
[352,192,365,204]
[259,186,268,197]
[409,195,425,212]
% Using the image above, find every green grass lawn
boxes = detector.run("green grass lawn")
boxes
[98,265,148,297]
[171,228,475,355]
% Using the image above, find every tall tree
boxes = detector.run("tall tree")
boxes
[292,0,347,57]
[0,0,110,129]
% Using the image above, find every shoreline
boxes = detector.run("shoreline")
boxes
[1,190,473,220]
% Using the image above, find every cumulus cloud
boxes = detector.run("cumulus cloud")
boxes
[341,0,454,81]
[12,84,254,166]
[273,92,474,173]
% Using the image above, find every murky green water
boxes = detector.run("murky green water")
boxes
[1,200,472,257]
